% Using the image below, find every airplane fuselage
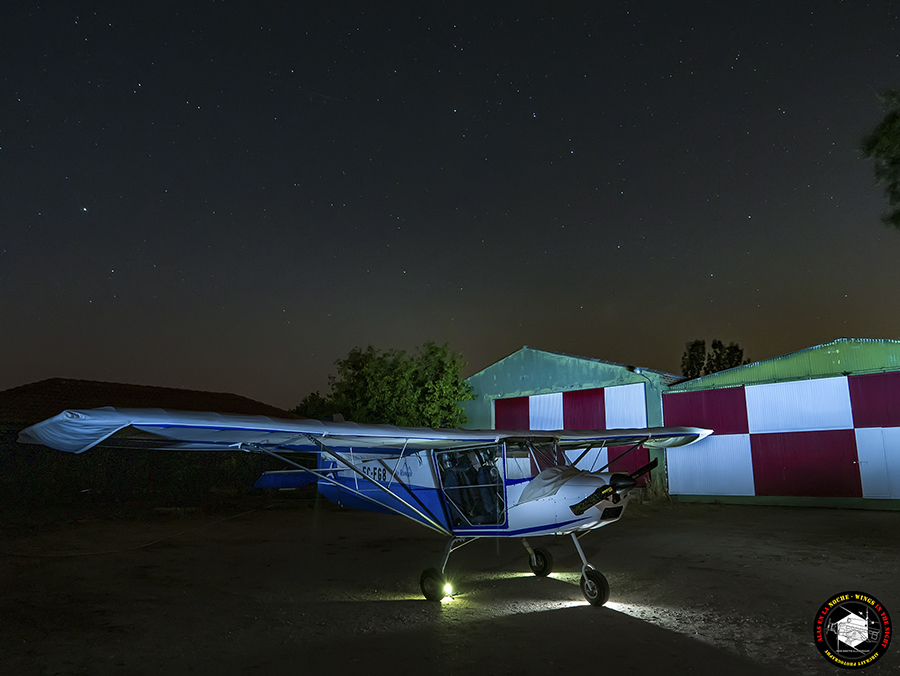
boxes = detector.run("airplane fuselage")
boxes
[317,449,628,538]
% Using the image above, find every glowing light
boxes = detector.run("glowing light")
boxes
[443,582,453,596]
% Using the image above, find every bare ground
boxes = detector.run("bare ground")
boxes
[1,498,898,675]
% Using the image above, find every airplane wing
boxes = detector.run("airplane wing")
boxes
[17,407,504,454]
[551,427,711,449]
[18,407,711,455]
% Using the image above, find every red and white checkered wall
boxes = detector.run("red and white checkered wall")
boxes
[662,372,900,499]
[492,372,900,499]
[493,383,651,479]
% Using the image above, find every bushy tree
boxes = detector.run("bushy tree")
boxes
[681,339,707,379]
[705,339,747,374]
[294,342,475,427]
[862,89,900,229]
[681,339,749,378]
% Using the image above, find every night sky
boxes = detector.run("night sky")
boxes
[2,2,899,409]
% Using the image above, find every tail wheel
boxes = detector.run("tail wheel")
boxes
[420,567,447,602]
[529,547,553,577]
[580,569,610,606]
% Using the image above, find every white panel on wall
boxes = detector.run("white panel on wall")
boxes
[565,448,609,472]
[855,428,891,498]
[667,434,755,496]
[604,383,647,429]
[529,392,563,430]
[855,427,900,498]
[883,428,900,498]
[745,377,853,434]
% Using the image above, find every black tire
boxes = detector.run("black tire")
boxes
[529,547,553,577]
[420,567,446,601]
[580,568,610,606]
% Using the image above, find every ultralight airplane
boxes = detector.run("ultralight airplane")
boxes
[19,407,710,605]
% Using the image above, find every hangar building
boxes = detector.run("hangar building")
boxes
[463,347,681,492]
[463,339,900,509]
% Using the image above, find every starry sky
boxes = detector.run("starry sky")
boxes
[2,1,899,409]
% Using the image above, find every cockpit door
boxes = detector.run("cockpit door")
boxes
[435,444,505,528]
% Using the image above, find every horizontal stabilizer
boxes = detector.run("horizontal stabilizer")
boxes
[254,470,318,489]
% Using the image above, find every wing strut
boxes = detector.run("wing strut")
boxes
[251,443,450,536]
[304,435,452,536]
[594,440,647,473]
[570,440,608,469]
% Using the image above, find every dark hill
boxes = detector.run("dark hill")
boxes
[0,378,300,427]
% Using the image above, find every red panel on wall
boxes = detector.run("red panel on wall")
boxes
[750,430,862,498]
[662,388,749,435]
[563,388,605,429]
[494,396,529,430]
[849,372,900,428]
[606,446,651,487]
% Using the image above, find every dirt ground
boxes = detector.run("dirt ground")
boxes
[1,497,898,676]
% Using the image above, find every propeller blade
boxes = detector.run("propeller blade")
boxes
[629,457,659,480]
[570,485,614,516]
[569,458,660,516]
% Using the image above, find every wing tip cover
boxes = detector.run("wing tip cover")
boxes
[18,409,131,454]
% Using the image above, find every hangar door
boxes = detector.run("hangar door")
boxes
[854,428,900,498]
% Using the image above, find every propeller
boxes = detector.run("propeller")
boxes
[569,458,659,516]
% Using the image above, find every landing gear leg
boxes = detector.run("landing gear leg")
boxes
[521,538,553,577]
[419,537,473,601]
[571,531,609,606]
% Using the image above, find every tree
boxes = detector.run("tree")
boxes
[862,89,900,229]
[681,339,707,379]
[705,339,747,374]
[294,341,475,427]
[681,338,749,378]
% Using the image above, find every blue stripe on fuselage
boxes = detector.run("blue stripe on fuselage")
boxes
[317,475,450,531]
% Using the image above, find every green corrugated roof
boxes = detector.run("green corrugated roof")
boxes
[668,338,900,392]
[466,346,680,398]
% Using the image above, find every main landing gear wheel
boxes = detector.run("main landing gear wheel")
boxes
[420,567,447,602]
[580,569,610,606]
[529,547,554,577]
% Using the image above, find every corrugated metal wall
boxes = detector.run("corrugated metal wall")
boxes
[529,392,563,430]
[666,434,755,496]
[745,378,853,433]
[855,428,900,498]
[563,388,605,429]
[464,347,668,430]
[750,430,861,497]
[494,384,647,432]
[474,341,900,505]
[493,384,650,482]
[663,372,900,500]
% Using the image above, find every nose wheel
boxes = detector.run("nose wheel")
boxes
[521,538,554,577]
[571,531,610,606]
[580,568,610,606]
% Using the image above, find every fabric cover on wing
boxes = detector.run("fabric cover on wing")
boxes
[17,408,130,454]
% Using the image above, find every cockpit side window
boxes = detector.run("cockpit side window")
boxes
[436,444,504,527]
[505,438,563,478]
